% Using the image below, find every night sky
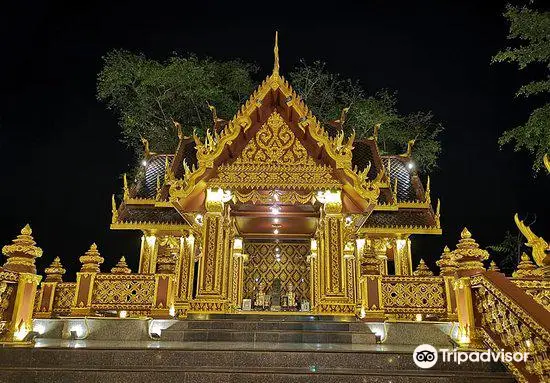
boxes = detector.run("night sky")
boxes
[1,1,548,279]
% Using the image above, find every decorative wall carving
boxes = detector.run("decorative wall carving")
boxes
[244,242,310,302]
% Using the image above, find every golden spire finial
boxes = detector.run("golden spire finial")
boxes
[452,228,488,274]
[273,31,279,76]
[413,259,434,276]
[79,243,103,273]
[111,194,118,224]
[45,256,66,282]
[2,224,43,274]
[21,224,32,236]
[544,153,549,173]
[123,173,130,200]
[437,245,457,276]
[111,256,131,274]
[513,252,542,279]
[488,260,500,272]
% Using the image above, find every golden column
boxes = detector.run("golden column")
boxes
[1,224,43,341]
[174,232,196,317]
[229,237,246,309]
[193,188,231,312]
[317,190,355,315]
[394,236,413,275]
[72,243,103,316]
[308,238,319,311]
[452,228,488,348]
[35,257,66,319]
[138,232,158,274]
[436,246,458,320]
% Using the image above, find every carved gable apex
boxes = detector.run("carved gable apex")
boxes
[208,111,339,190]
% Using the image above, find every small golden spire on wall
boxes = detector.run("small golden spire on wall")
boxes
[111,256,131,274]
[513,253,542,279]
[45,256,66,282]
[437,245,457,276]
[79,243,104,273]
[1,224,43,274]
[413,259,434,276]
[488,260,500,272]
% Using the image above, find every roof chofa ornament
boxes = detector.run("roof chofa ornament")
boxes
[273,31,280,77]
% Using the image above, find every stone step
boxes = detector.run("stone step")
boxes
[161,328,376,343]
[167,319,368,332]
[0,347,514,382]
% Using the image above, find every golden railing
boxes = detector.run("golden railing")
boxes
[510,278,550,310]
[472,272,550,382]
[381,276,448,318]
[90,274,155,313]
[52,282,76,316]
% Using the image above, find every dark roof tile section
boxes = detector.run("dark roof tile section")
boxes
[352,140,380,179]
[134,155,173,199]
[118,206,186,224]
[386,157,423,202]
[365,209,436,228]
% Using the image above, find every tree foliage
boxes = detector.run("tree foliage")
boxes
[493,5,550,172]
[98,52,443,170]
[289,61,443,170]
[487,230,524,275]
[97,50,258,155]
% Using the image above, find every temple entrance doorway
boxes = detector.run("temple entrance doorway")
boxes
[243,239,311,312]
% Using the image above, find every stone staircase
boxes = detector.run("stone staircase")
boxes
[0,346,514,382]
[0,316,515,382]
[161,314,377,344]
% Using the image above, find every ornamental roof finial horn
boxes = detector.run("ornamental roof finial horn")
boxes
[273,31,280,77]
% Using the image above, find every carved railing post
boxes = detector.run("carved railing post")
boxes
[71,243,103,316]
[358,241,384,321]
[1,224,43,341]
[151,274,176,318]
[436,246,458,321]
[35,257,66,318]
[452,228,488,348]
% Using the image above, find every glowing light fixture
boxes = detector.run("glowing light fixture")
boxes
[195,214,203,225]
[273,218,280,224]
[119,310,128,318]
[14,323,29,341]
[345,215,353,226]
[270,206,280,214]
[415,314,423,322]
[316,189,341,204]
[273,229,279,235]
[33,323,46,335]
[169,305,176,317]
[141,159,147,167]
[407,162,414,170]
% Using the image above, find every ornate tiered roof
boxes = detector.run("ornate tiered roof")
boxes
[111,34,440,236]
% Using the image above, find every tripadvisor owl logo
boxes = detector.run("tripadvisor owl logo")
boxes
[413,343,530,369]
[413,344,438,369]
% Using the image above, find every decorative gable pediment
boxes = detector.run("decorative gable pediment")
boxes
[208,112,339,190]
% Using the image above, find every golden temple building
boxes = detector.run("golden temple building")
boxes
[0,33,548,383]
[110,34,441,317]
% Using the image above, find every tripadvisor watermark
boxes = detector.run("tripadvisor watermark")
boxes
[413,344,529,369]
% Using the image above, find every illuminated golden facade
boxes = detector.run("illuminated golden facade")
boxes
[0,34,548,383]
